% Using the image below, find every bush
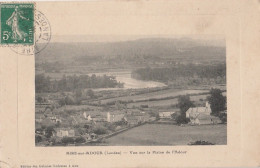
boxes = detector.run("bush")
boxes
[45,126,54,138]
[61,137,74,144]
[218,113,227,123]
[176,115,190,125]
[93,126,107,135]
[75,137,86,143]
[35,135,42,143]
[140,105,148,108]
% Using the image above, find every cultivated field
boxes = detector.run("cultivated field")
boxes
[93,89,209,105]
[126,93,227,108]
[103,124,227,146]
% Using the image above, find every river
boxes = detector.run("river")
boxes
[91,71,166,90]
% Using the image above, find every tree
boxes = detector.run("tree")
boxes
[178,95,194,114]
[207,89,226,115]
[176,95,194,124]
[36,96,44,103]
[86,89,95,98]
[45,126,54,138]
[74,89,83,98]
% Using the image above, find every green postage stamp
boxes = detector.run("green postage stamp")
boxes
[0,3,34,45]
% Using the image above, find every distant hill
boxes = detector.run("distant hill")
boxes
[36,38,226,62]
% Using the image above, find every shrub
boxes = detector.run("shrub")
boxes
[93,126,107,135]
[75,137,86,143]
[176,115,190,125]
[35,135,42,143]
[61,137,75,144]
[218,113,227,123]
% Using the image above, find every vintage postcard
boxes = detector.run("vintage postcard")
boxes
[0,1,259,168]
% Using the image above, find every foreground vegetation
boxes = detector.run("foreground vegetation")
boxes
[102,124,227,146]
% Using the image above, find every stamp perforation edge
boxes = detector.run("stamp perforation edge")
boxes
[0,1,36,47]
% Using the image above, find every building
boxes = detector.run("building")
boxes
[186,101,211,118]
[159,111,175,119]
[91,113,107,122]
[83,112,92,121]
[186,101,221,125]
[54,128,75,137]
[107,112,125,123]
[125,115,139,126]
[125,112,150,126]
[71,115,92,125]
[50,116,62,123]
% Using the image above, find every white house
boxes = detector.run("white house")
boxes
[186,101,211,118]
[186,101,221,125]
[107,112,125,123]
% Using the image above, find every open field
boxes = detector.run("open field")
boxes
[103,124,227,146]
[127,92,226,108]
[94,89,209,105]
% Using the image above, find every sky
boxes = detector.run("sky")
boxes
[50,35,225,46]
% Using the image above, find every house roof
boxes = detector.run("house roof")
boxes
[186,107,211,114]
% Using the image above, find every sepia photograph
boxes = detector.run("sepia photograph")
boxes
[35,35,227,146]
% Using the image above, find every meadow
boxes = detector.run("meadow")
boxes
[103,124,227,146]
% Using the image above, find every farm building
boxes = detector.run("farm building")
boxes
[189,113,221,125]
[159,111,175,119]
[186,101,221,125]
[107,112,125,123]
[186,101,211,118]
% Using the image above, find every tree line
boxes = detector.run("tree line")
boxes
[131,63,226,83]
[35,74,124,93]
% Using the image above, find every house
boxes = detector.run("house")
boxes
[125,115,139,126]
[83,112,92,121]
[107,112,125,123]
[186,101,221,125]
[71,115,92,125]
[91,113,107,122]
[54,128,75,137]
[125,112,150,126]
[159,111,175,119]
[50,116,62,123]
[189,113,221,125]
[186,101,211,118]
